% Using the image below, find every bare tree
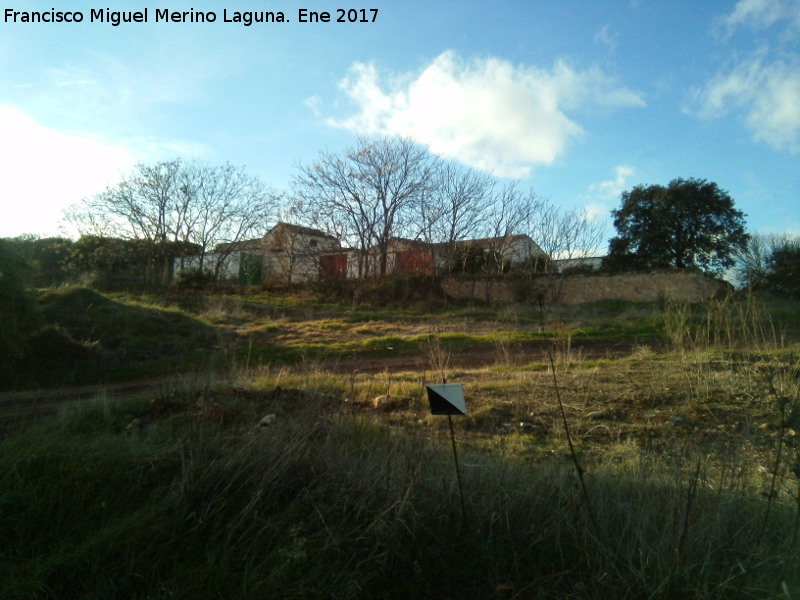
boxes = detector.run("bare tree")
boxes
[65,159,277,282]
[66,160,183,243]
[478,183,541,274]
[292,136,436,279]
[180,162,279,277]
[515,198,607,302]
[414,162,495,274]
[528,198,605,272]
[734,232,796,289]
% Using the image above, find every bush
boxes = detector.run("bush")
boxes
[174,267,217,291]
[26,325,97,365]
[764,241,800,299]
[0,241,39,380]
[3,235,75,287]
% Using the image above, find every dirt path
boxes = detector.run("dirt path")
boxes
[0,352,492,424]
[0,340,638,426]
[0,377,184,425]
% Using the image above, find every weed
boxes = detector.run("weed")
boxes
[425,332,450,383]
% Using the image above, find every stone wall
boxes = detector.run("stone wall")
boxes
[439,278,517,304]
[441,271,732,305]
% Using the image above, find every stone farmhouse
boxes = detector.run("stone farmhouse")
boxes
[260,222,342,284]
[177,222,341,285]
[176,224,549,285]
[174,222,726,305]
[447,234,547,272]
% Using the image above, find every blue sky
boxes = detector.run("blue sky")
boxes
[1,0,798,242]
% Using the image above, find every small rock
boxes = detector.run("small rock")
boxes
[193,400,231,424]
[373,395,397,411]
[125,418,142,436]
[258,414,277,427]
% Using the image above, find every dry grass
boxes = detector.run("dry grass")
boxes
[6,336,798,598]
[6,290,800,598]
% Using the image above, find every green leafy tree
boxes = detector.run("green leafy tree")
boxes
[68,236,200,288]
[6,235,74,287]
[604,178,748,274]
[0,241,40,378]
[764,238,800,298]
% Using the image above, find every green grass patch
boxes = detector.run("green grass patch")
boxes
[12,286,800,395]
[8,287,218,388]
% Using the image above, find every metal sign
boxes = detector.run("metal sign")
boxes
[426,383,466,416]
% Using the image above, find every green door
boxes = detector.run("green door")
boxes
[239,253,263,285]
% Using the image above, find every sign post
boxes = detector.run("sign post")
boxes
[426,383,467,523]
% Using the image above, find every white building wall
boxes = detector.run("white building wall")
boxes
[262,226,342,284]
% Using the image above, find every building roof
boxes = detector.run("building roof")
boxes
[385,237,431,250]
[366,234,545,254]
[426,234,544,254]
[212,222,340,254]
[268,222,339,241]
[456,234,537,249]
[214,238,264,253]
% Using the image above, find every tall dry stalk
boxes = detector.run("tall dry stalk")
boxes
[426,332,450,384]
[664,294,782,353]
[537,307,599,538]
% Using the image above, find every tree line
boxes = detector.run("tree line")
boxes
[34,137,604,285]
[2,135,798,296]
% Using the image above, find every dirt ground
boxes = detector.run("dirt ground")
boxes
[0,338,642,427]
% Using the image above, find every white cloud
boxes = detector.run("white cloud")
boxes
[24,49,224,141]
[327,51,644,178]
[583,202,613,224]
[594,25,618,51]
[304,95,323,116]
[716,0,800,40]
[53,79,99,87]
[589,165,636,198]
[690,51,800,152]
[0,105,206,237]
[722,0,789,30]
[582,165,636,226]
[697,0,800,152]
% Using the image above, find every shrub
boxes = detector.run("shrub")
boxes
[3,235,75,287]
[764,240,800,299]
[0,241,39,381]
[174,267,216,291]
[27,325,97,365]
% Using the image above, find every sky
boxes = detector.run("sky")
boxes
[0,0,798,244]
